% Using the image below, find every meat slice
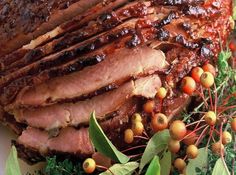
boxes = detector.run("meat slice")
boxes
[1,1,152,73]
[8,47,167,109]
[13,74,162,130]
[17,127,94,157]
[15,99,137,163]
[0,0,102,56]
[0,0,131,67]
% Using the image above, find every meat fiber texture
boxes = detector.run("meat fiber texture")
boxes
[0,0,233,163]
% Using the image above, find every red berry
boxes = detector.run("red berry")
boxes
[204,111,216,125]
[183,130,198,145]
[222,131,232,145]
[202,63,216,77]
[191,67,204,83]
[83,158,96,174]
[231,118,236,132]
[229,41,236,51]
[181,76,196,95]
[169,120,187,140]
[174,158,186,172]
[168,139,180,153]
[186,145,198,159]
[200,72,214,88]
[151,113,168,132]
[143,100,155,113]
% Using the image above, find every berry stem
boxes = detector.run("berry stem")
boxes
[222,93,235,106]
[121,145,147,153]
[193,116,205,130]
[134,135,149,141]
[206,127,214,149]
[195,126,209,146]
[181,124,207,141]
[128,153,143,159]
[214,83,218,113]
[143,130,150,139]
[186,119,204,128]
[96,165,115,175]
[208,88,214,110]
[218,105,236,116]
[196,88,209,108]
[183,155,188,161]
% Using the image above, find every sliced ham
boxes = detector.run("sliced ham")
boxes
[17,127,94,156]
[16,99,137,161]
[0,0,102,56]
[9,47,167,108]
[13,74,161,130]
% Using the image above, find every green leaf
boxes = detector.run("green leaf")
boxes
[139,129,170,173]
[145,156,160,175]
[233,6,236,20]
[160,151,171,175]
[186,147,208,175]
[89,112,129,163]
[212,158,230,175]
[5,145,21,175]
[99,162,139,175]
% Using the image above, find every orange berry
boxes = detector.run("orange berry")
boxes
[222,131,232,145]
[229,41,236,51]
[204,111,216,125]
[202,63,216,77]
[156,87,167,99]
[131,113,142,123]
[132,121,144,135]
[124,129,134,144]
[183,130,197,145]
[143,100,155,113]
[181,76,196,95]
[231,118,236,132]
[191,67,204,83]
[212,142,224,155]
[169,120,187,140]
[186,145,198,159]
[200,72,214,88]
[83,158,96,174]
[151,113,168,132]
[168,139,180,153]
[174,158,186,172]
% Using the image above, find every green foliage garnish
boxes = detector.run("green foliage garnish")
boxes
[99,162,139,175]
[212,158,230,175]
[45,156,84,175]
[139,129,170,173]
[145,156,160,175]
[159,151,171,175]
[89,112,130,163]
[5,146,21,175]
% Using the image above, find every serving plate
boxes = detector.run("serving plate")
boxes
[0,124,44,175]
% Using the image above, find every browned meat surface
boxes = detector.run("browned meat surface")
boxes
[0,0,232,164]
[0,0,102,56]
[7,47,166,109]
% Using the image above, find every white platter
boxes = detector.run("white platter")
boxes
[0,124,45,175]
